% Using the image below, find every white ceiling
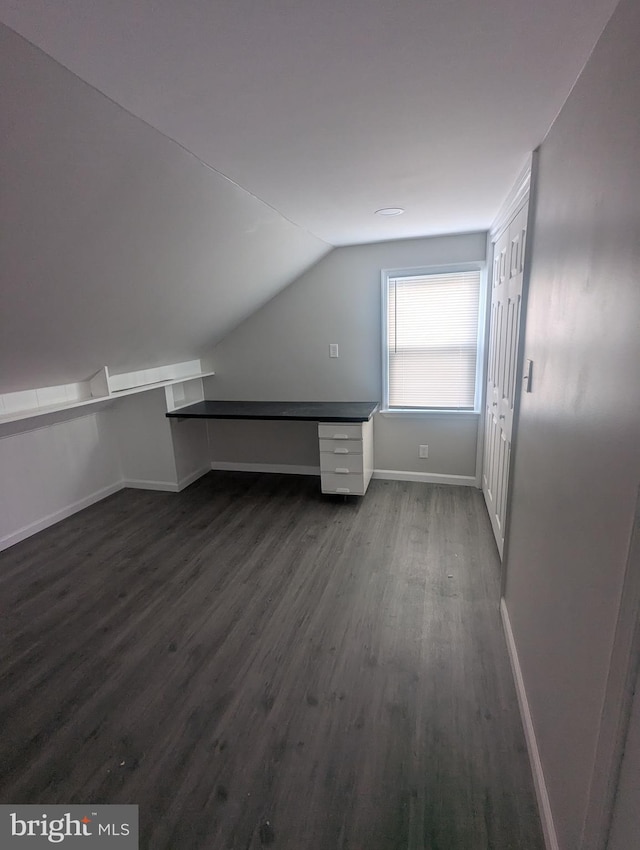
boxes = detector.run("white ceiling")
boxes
[0,0,618,247]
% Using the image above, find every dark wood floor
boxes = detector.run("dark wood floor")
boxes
[0,473,544,849]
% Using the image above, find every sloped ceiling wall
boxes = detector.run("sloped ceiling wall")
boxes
[0,0,619,246]
[0,25,330,394]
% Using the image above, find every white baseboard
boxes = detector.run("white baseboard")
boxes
[122,478,180,492]
[208,464,477,486]
[177,466,211,491]
[373,469,477,486]
[0,465,479,552]
[500,598,559,850]
[210,461,320,476]
[1,467,213,552]
[0,481,124,552]
[121,467,212,493]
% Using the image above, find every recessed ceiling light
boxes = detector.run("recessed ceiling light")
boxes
[375,207,405,217]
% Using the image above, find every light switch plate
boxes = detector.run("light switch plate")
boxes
[524,359,533,392]
[329,344,339,358]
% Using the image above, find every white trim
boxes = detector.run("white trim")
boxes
[0,365,215,425]
[473,425,484,489]
[0,390,113,426]
[373,469,476,487]
[122,478,181,492]
[379,409,480,419]
[211,462,320,476]
[490,155,533,241]
[209,463,477,487]
[0,481,123,552]
[500,147,539,590]
[176,467,211,491]
[475,230,494,489]
[89,366,110,399]
[1,467,213,551]
[500,598,559,850]
[475,260,490,414]
[108,359,202,392]
[110,371,215,400]
[381,261,487,277]
[0,409,105,440]
[380,262,487,415]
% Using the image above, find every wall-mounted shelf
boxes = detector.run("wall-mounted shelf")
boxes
[0,360,215,425]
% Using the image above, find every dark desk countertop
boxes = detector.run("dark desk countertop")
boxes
[166,400,379,422]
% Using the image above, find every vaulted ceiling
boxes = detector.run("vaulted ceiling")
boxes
[0,0,617,244]
[0,0,619,393]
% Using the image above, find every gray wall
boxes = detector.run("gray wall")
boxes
[206,233,486,477]
[504,0,640,846]
[0,24,328,394]
[0,411,122,549]
[607,661,640,850]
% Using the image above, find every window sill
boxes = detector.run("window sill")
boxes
[379,408,480,418]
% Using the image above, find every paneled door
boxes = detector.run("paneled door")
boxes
[482,203,528,557]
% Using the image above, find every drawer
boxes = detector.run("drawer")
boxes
[320,471,365,496]
[318,422,364,440]
[319,438,363,455]
[320,453,364,474]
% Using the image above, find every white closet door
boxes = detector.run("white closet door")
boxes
[482,203,528,557]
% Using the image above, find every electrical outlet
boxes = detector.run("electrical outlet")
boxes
[329,344,339,358]
[419,445,428,458]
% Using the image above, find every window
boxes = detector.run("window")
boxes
[382,265,484,412]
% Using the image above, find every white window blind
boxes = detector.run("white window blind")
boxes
[385,269,481,410]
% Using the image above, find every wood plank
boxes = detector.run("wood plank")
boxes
[0,473,544,849]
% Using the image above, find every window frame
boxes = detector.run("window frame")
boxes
[381,261,487,415]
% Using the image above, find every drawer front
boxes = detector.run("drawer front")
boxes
[318,438,363,455]
[320,452,364,474]
[318,422,364,440]
[320,471,365,496]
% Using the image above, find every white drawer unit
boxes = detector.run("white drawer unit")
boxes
[318,438,363,455]
[320,452,364,474]
[318,422,366,440]
[318,417,374,496]
[319,472,367,495]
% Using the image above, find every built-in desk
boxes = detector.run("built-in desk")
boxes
[166,401,378,495]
